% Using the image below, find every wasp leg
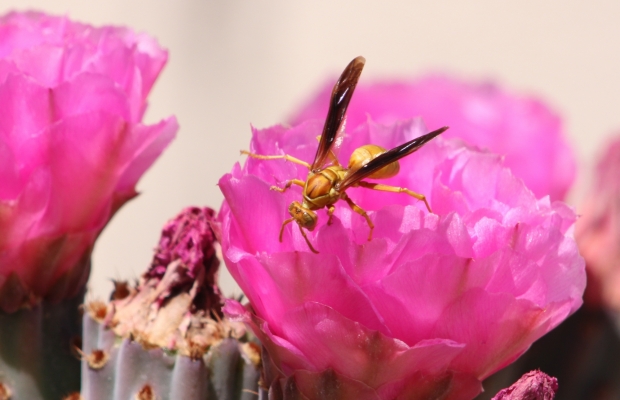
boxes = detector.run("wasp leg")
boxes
[342,193,374,241]
[298,225,319,254]
[240,150,311,169]
[279,217,295,242]
[358,181,432,213]
[271,179,305,193]
[327,204,336,225]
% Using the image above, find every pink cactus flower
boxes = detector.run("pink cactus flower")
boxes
[0,11,177,312]
[576,137,620,310]
[290,76,575,202]
[218,118,585,399]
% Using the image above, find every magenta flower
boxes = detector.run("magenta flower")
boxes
[576,137,620,309]
[290,76,575,202]
[0,12,177,312]
[218,118,585,399]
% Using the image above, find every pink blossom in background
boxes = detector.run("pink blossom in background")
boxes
[290,76,575,202]
[218,118,585,399]
[0,11,177,312]
[576,137,620,310]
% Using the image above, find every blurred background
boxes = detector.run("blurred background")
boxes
[1,1,618,299]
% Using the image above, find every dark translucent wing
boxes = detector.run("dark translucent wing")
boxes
[311,56,366,171]
[339,126,449,189]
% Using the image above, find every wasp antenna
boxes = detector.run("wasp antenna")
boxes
[298,225,319,254]
[279,218,295,242]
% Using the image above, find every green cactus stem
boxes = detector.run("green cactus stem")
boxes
[0,290,83,400]
[81,303,260,400]
[82,306,260,400]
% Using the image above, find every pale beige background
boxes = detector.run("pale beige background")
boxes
[1,1,618,299]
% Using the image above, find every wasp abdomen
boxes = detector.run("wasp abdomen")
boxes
[348,144,400,179]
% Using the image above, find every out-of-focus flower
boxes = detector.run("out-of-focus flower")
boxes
[491,370,558,400]
[290,76,575,201]
[0,11,177,312]
[218,118,585,399]
[576,137,620,309]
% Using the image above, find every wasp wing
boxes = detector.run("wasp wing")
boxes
[311,56,366,171]
[339,126,449,190]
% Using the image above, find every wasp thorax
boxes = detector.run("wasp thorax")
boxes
[305,171,337,199]
[288,201,318,230]
[349,144,400,179]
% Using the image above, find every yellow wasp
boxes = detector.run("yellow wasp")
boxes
[243,56,447,253]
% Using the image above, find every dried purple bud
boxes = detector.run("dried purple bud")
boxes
[492,370,558,400]
[145,206,222,312]
[149,207,217,279]
[106,206,228,355]
[80,206,261,399]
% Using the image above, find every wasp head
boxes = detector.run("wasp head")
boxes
[288,201,317,231]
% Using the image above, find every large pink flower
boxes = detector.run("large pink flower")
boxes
[218,118,584,399]
[576,136,620,309]
[0,12,177,312]
[290,76,575,202]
